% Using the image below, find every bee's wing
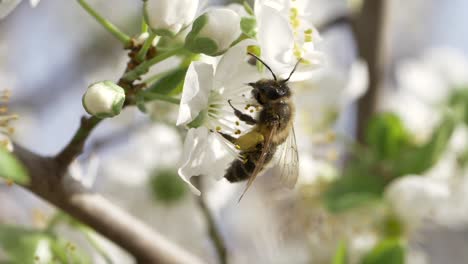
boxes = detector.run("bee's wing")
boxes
[275,125,299,189]
[238,123,278,202]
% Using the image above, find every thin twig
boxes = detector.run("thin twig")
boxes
[76,0,131,46]
[55,116,101,173]
[194,178,228,264]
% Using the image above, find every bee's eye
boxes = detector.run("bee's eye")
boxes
[266,89,281,100]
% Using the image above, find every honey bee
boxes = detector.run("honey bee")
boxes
[221,53,300,200]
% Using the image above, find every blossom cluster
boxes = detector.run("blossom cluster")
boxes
[3,0,468,263]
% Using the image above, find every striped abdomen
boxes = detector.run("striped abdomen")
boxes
[225,145,277,182]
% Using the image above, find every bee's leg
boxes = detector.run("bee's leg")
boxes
[218,131,237,144]
[228,99,257,125]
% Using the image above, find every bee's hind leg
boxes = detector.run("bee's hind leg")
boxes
[228,99,257,125]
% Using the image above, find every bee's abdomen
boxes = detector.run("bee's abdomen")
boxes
[224,147,277,182]
[225,158,256,182]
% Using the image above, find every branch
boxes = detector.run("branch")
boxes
[354,0,390,142]
[13,143,205,264]
[195,185,227,264]
[55,116,101,173]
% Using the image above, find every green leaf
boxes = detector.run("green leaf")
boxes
[393,109,459,176]
[449,86,468,124]
[146,67,188,95]
[49,237,92,264]
[324,161,385,212]
[240,17,257,38]
[365,113,410,161]
[0,224,92,264]
[361,239,405,264]
[0,147,29,185]
[149,168,187,204]
[0,225,46,264]
[332,241,347,264]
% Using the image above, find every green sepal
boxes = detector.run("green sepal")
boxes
[146,66,188,95]
[185,14,220,56]
[187,110,207,128]
[240,17,257,38]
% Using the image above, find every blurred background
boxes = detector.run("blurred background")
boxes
[2,0,468,263]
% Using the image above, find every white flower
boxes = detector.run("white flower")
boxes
[82,81,125,118]
[185,8,242,56]
[385,175,450,229]
[144,0,199,37]
[0,0,40,19]
[255,0,325,80]
[383,47,468,137]
[294,60,368,131]
[177,39,262,194]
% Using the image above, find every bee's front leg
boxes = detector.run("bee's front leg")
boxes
[218,132,237,144]
[228,99,257,125]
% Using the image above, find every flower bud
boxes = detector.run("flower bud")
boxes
[82,81,125,118]
[144,0,199,37]
[185,8,242,56]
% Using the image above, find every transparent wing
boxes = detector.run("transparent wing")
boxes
[238,124,278,202]
[275,125,299,189]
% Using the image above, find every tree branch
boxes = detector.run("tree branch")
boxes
[354,0,390,142]
[13,143,205,264]
[196,191,227,264]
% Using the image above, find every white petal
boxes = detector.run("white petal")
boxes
[178,128,232,195]
[178,127,210,195]
[29,0,39,7]
[385,175,450,228]
[214,39,260,89]
[257,5,295,76]
[198,8,242,52]
[145,0,199,35]
[177,61,214,126]
[0,0,21,19]
[397,60,447,105]
[339,60,369,106]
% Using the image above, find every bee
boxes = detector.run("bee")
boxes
[221,53,300,201]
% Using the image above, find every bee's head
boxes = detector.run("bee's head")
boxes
[246,53,300,104]
[249,80,291,104]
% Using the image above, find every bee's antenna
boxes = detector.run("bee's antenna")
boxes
[248,52,277,81]
[284,58,302,83]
